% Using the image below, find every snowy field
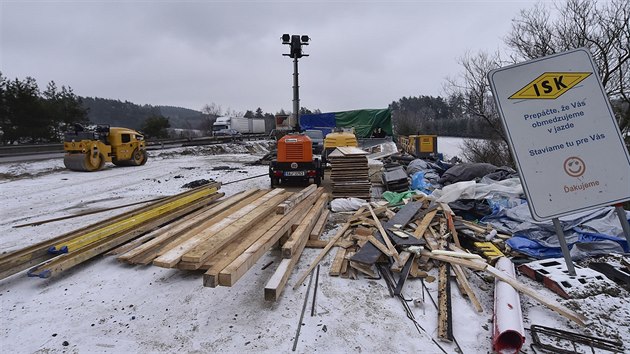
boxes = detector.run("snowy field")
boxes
[0,138,627,353]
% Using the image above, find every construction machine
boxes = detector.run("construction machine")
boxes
[269,134,323,187]
[398,135,438,158]
[322,129,358,165]
[63,124,148,172]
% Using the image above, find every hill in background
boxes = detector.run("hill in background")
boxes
[81,97,205,130]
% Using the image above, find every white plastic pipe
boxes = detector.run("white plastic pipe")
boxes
[493,257,525,353]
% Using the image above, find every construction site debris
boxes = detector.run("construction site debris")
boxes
[181,179,215,189]
[492,257,525,353]
[382,165,409,192]
[518,258,618,299]
[529,324,624,354]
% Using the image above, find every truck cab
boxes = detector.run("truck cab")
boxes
[304,129,324,154]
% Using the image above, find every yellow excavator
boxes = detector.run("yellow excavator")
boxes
[63,124,148,172]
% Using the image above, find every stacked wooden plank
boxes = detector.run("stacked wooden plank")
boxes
[207,188,326,291]
[3,180,331,302]
[329,147,371,200]
[264,191,329,300]
[1,183,223,279]
[115,185,329,300]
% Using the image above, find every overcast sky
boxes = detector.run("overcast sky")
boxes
[1,0,539,114]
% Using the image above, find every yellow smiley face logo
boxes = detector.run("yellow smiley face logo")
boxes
[564,156,586,177]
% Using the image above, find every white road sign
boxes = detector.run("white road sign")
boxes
[488,48,630,221]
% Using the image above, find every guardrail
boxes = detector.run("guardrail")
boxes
[0,144,64,156]
[0,133,272,157]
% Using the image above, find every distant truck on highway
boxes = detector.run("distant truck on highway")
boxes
[212,116,265,135]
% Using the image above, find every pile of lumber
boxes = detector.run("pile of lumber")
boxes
[2,182,331,301]
[117,184,330,300]
[329,147,371,200]
[0,183,223,280]
[291,196,587,339]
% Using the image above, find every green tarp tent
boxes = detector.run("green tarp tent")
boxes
[300,109,392,138]
[334,109,392,138]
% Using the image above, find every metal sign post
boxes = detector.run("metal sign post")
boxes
[488,48,630,273]
[552,218,576,276]
[614,204,630,245]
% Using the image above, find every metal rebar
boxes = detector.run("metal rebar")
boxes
[292,269,314,351]
[529,324,624,353]
[398,292,448,354]
[310,265,320,317]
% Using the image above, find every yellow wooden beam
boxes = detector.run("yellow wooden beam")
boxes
[49,187,217,254]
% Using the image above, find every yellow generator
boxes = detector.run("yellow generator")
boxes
[63,125,148,172]
[322,130,358,165]
[399,135,438,158]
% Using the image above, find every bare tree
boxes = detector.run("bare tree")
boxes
[445,50,515,165]
[448,0,630,164]
[201,102,222,116]
[200,102,222,135]
[506,0,630,134]
[224,107,243,117]
[448,51,506,140]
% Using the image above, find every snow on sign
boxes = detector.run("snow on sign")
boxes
[488,48,630,221]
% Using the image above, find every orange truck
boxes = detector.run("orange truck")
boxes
[269,134,324,187]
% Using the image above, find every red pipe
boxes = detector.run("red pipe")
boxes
[493,257,525,353]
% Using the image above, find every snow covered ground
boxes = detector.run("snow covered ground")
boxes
[0,138,628,353]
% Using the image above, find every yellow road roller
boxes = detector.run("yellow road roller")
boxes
[63,124,148,172]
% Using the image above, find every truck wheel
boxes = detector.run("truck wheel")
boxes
[86,152,105,171]
[130,149,147,166]
[96,153,106,170]
[139,150,148,165]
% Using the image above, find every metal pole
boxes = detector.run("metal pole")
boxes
[613,204,630,245]
[293,56,299,130]
[292,268,314,352]
[552,218,576,276]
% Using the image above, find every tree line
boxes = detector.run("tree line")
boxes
[0,72,88,144]
[389,94,493,138]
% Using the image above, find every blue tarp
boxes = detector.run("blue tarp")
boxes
[482,202,630,260]
[506,230,629,259]
[299,113,336,136]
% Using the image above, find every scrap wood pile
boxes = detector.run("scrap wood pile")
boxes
[0,183,331,301]
[329,147,371,200]
[292,195,593,350]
